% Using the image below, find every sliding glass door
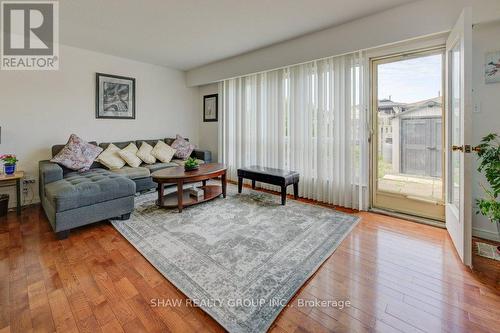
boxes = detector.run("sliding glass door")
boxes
[371,48,445,220]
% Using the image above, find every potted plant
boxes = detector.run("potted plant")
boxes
[0,154,18,175]
[184,157,199,171]
[475,133,500,252]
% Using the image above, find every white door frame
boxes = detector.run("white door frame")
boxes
[444,8,472,266]
[370,47,446,221]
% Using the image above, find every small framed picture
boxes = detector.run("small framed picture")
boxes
[203,94,218,122]
[96,73,136,119]
[485,51,500,84]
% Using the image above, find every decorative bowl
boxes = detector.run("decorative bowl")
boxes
[184,165,199,171]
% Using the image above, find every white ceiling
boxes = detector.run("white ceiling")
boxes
[60,0,416,71]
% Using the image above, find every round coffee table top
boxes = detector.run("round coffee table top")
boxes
[151,163,226,182]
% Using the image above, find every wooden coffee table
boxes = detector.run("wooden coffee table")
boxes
[151,163,227,212]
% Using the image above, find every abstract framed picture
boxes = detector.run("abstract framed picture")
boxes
[96,73,136,119]
[485,51,500,84]
[203,94,218,122]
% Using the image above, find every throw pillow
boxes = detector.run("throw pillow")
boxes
[171,134,195,160]
[118,143,142,167]
[97,143,126,170]
[151,141,176,163]
[50,134,103,171]
[136,142,156,164]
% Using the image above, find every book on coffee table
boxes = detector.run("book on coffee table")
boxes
[189,187,204,199]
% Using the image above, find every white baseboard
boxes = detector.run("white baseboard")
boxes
[472,227,500,242]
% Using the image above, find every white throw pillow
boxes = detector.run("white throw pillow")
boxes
[119,143,142,167]
[136,142,156,164]
[97,143,126,170]
[151,141,176,163]
[123,142,139,154]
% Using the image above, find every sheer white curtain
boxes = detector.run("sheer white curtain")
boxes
[220,52,368,210]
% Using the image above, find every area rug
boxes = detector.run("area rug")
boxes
[111,184,359,333]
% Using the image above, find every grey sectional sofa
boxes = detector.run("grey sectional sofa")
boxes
[39,137,211,239]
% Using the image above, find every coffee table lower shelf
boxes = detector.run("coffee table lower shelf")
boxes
[156,185,222,210]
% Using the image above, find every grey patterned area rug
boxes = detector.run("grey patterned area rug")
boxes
[111,184,359,333]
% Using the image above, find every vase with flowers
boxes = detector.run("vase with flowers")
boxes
[1,154,18,175]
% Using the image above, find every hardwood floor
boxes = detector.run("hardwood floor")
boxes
[0,198,499,333]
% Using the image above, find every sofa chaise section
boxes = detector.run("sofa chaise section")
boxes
[39,161,136,239]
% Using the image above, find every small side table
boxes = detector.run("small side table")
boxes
[0,171,24,215]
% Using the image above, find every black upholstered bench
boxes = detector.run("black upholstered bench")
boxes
[237,166,300,205]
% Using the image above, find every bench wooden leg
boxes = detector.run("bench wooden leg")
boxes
[281,185,287,205]
[238,177,243,193]
[293,182,299,199]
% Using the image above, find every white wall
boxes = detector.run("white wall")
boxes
[186,0,500,86]
[0,44,199,208]
[198,83,220,162]
[471,21,500,241]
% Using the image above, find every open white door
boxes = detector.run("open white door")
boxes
[445,8,472,266]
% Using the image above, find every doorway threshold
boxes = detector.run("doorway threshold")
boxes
[369,207,445,229]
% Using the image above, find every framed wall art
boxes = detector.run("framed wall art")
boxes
[203,94,218,122]
[96,73,136,119]
[485,50,500,84]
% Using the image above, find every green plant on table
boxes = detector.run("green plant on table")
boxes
[475,133,500,223]
[184,157,199,170]
[0,154,18,165]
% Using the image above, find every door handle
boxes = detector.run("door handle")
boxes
[452,145,481,153]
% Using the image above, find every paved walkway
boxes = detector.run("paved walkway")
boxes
[378,174,443,201]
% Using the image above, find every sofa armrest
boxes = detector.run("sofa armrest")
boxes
[191,149,212,163]
[39,160,63,185]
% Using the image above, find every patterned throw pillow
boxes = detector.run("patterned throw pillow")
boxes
[50,134,103,171]
[171,135,195,160]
